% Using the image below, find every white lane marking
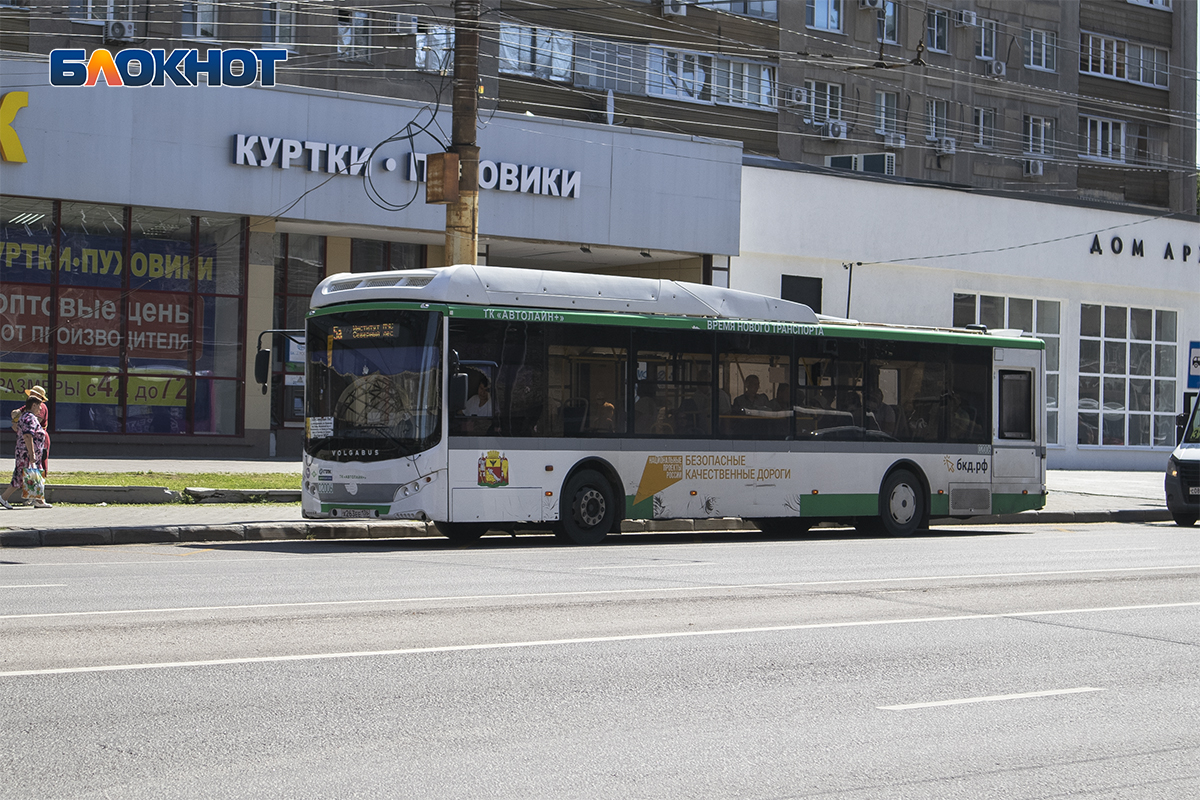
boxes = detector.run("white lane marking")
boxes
[1062,548,1159,553]
[1,603,1197,679]
[3,563,1200,621]
[879,687,1105,711]
[579,562,715,570]
[0,584,66,589]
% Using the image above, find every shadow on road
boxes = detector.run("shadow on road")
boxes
[178,524,1032,556]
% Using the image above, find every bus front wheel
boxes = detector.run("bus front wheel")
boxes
[878,469,925,538]
[560,469,616,546]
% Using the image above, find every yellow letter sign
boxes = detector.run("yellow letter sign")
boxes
[1,91,29,163]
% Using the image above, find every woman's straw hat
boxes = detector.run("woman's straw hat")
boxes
[25,385,48,403]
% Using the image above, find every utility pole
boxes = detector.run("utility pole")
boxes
[446,0,480,265]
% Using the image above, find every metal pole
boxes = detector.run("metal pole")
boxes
[446,0,480,265]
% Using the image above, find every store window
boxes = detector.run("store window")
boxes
[272,233,324,428]
[953,293,1061,445]
[350,239,424,273]
[0,195,247,437]
[1078,304,1177,447]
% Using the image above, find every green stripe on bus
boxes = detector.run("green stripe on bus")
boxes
[798,493,879,517]
[991,493,1047,514]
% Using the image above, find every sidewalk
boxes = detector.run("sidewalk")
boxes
[0,459,1173,547]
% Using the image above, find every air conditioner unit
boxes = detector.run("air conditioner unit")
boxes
[103,19,136,43]
[859,0,886,9]
[1023,159,1044,177]
[986,60,1007,78]
[662,0,687,17]
[934,136,957,155]
[821,120,848,141]
[882,132,906,149]
[782,86,809,108]
[954,10,977,27]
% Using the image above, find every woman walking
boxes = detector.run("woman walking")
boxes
[1,386,52,510]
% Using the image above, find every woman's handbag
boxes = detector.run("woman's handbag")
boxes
[21,465,45,501]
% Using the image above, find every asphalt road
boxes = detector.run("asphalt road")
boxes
[2,522,1198,799]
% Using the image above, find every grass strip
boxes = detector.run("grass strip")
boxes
[48,472,300,493]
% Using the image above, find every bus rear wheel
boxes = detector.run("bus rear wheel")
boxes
[878,469,925,538]
[435,522,489,544]
[560,469,615,546]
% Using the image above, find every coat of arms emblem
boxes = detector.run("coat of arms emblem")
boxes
[478,450,509,487]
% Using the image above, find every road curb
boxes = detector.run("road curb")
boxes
[0,508,1176,547]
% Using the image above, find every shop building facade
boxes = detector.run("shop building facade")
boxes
[0,57,741,457]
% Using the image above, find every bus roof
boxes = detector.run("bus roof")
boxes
[312,264,820,325]
[311,264,1040,347]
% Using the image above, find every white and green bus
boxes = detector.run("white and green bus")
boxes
[301,265,1045,543]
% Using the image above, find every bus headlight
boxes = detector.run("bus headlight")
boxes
[1168,457,1179,479]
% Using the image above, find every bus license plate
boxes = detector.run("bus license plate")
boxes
[1189,487,1200,495]
[334,508,377,518]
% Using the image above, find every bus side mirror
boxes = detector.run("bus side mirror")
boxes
[1178,412,1189,446]
[451,373,469,412]
[254,349,271,394]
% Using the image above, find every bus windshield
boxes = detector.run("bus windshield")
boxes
[305,309,442,462]
[1185,402,1200,445]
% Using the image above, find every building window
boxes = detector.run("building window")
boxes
[1127,0,1171,9]
[1080,33,1127,79]
[954,294,1061,445]
[263,2,297,47]
[1128,123,1167,166]
[1082,116,1126,162]
[337,9,370,61]
[648,48,713,103]
[574,37,644,95]
[877,1,898,44]
[499,24,573,81]
[182,2,217,38]
[1126,43,1169,87]
[926,9,948,52]
[1078,304,1177,448]
[416,24,454,74]
[1025,29,1057,71]
[709,1,778,19]
[1023,115,1054,155]
[875,90,899,134]
[976,18,997,60]
[805,0,842,32]
[803,80,842,122]
[974,107,995,148]
[713,58,775,110]
[72,1,131,21]
[925,99,948,140]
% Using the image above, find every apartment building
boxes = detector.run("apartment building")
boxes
[3,1,1192,211]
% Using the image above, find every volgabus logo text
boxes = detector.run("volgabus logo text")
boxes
[50,48,288,87]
